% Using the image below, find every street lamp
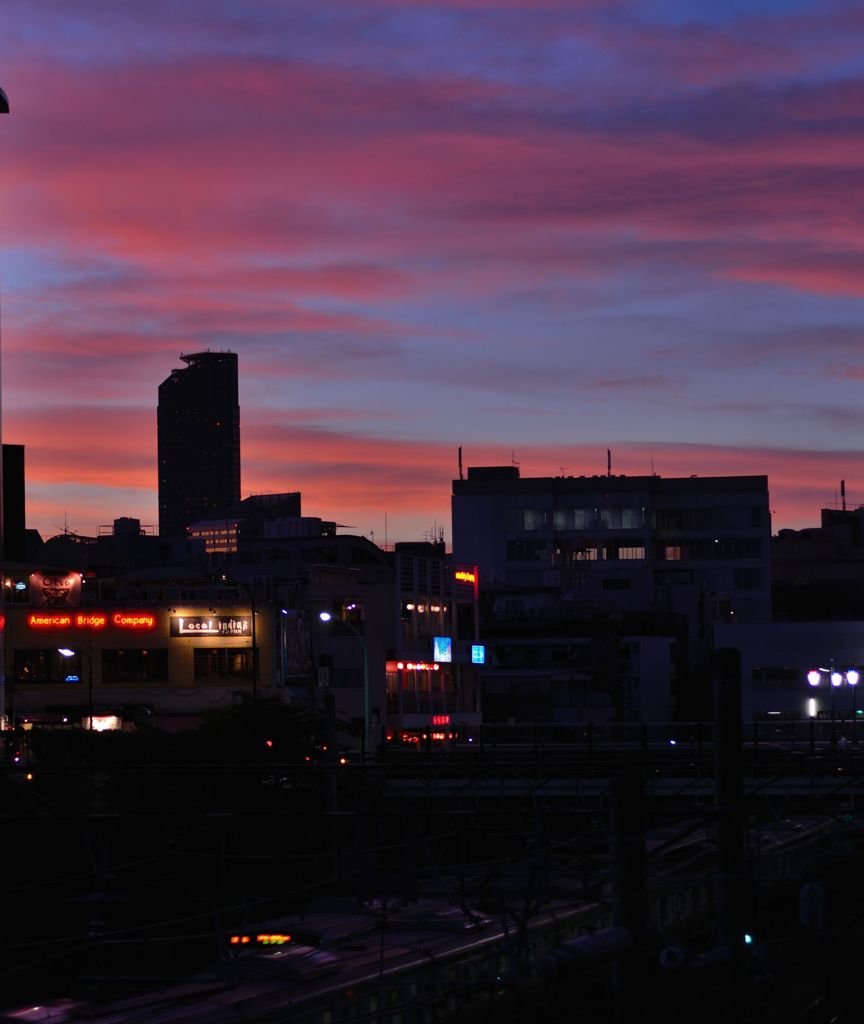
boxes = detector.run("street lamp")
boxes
[58,647,93,730]
[807,665,860,744]
[220,575,258,698]
[319,610,369,759]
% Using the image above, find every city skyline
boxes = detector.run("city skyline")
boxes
[3,1,864,542]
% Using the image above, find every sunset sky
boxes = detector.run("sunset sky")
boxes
[2,0,864,544]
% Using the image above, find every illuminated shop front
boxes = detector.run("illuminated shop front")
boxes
[5,601,268,730]
[385,659,469,744]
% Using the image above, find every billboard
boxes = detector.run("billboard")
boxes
[433,636,453,663]
[30,572,81,607]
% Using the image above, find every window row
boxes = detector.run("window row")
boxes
[512,508,645,531]
[508,538,762,563]
[510,505,765,532]
[13,648,252,684]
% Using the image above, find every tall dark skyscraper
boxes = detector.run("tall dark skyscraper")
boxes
[157,351,241,539]
[3,443,26,562]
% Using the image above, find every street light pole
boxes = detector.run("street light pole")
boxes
[220,575,257,699]
[807,665,859,747]
[59,647,93,730]
[320,611,369,760]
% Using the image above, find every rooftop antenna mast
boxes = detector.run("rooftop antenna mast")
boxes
[607,449,612,477]
[458,446,463,481]
[842,480,847,512]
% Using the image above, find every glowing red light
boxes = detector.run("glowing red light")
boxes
[111,612,157,629]
[28,610,156,631]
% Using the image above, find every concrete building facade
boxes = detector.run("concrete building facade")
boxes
[452,466,772,723]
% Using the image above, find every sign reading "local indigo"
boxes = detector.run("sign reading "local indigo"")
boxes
[170,616,251,637]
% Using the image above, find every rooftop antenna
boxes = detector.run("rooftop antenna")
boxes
[511,449,519,468]
[384,513,388,551]
[842,480,847,512]
[607,449,612,477]
[458,446,463,481]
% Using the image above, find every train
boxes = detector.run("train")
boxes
[0,814,847,1024]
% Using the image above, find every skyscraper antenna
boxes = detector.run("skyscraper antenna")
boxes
[458,446,463,481]
[607,449,612,477]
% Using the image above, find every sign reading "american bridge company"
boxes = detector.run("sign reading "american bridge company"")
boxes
[170,616,251,637]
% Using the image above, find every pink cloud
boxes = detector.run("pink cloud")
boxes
[7,390,860,542]
[2,6,864,543]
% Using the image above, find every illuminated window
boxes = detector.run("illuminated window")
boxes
[617,546,646,560]
[337,601,365,624]
[14,649,85,684]
[510,508,547,531]
[194,648,252,680]
[187,519,239,554]
[664,546,683,561]
[599,508,643,529]
[574,547,600,561]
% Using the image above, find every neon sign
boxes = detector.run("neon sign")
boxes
[432,715,450,726]
[170,616,250,637]
[28,613,74,629]
[454,570,477,585]
[112,613,157,629]
[27,611,157,630]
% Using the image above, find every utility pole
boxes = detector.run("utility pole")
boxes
[1,87,9,745]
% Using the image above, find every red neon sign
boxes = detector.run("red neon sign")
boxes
[112,613,157,629]
[28,611,157,631]
[432,715,451,726]
[29,613,77,629]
